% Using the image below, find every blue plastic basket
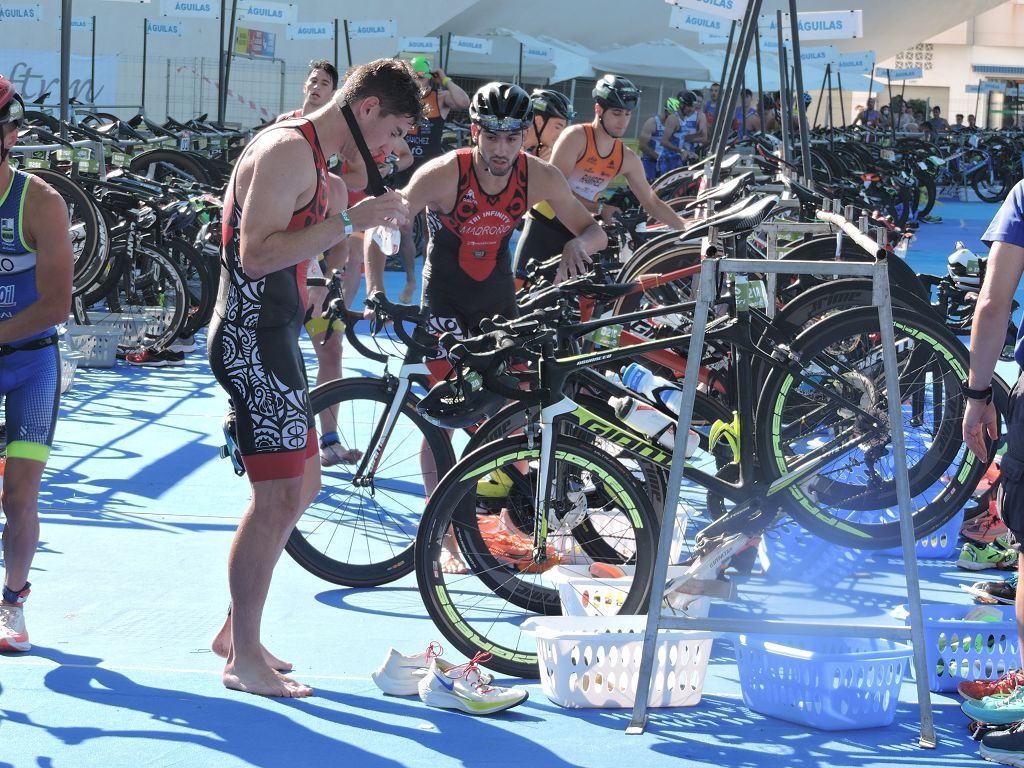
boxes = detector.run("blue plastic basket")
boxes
[736,636,912,730]
[912,604,1019,693]
[763,518,864,587]
[880,508,964,559]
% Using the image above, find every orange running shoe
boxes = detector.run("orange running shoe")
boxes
[959,669,1024,702]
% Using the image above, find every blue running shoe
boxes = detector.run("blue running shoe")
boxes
[981,721,1024,766]
[964,687,1024,725]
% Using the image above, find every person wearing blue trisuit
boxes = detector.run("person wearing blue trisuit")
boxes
[659,92,706,176]
[638,98,674,181]
[0,76,74,654]
[963,179,1024,763]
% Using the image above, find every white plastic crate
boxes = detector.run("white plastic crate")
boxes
[62,324,122,368]
[521,614,716,709]
[555,564,695,617]
[59,347,84,393]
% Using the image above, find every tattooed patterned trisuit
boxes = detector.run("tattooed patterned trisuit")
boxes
[422,147,528,334]
[208,119,328,481]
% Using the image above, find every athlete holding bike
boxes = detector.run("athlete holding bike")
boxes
[514,74,687,278]
[0,77,74,653]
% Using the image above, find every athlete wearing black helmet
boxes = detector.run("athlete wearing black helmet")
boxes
[0,75,74,655]
[660,90,707,174]
[514,73,687,278]
[525,88,575,162]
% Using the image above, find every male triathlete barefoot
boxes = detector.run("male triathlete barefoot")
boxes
[396,83,607,572]
[208,59,421,698]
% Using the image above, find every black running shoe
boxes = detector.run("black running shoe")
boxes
[125,346,185,367]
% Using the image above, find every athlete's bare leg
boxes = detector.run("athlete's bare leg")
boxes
[222,453,320,697]
[2,458,45,597]
[398,217,417,303]
[211,612,293,672]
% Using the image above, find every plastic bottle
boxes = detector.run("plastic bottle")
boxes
[610,395,699,456]
[621,362,684,415]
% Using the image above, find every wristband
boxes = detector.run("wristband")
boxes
[963,381,993,403]
[339,210,353,237]
[596,202,604,216]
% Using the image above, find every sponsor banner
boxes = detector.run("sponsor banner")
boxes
[147,19,183,36]
[287,22,331,40]
[523,43,552,60]
[836,50,875,74]
[349,19,396,38]
[400,36,439,53]
[760,10,863,40]
[57,16,93,31]
[234,27,276,57]
[878,67,923,81]
[1,49,118,104]
[669,6,729,34]
[667,0,747,22]
[160,0,217,19]
[799,45,837,66]
[237,1,295,25]
[450,35,492,56]
[1,3,41,21]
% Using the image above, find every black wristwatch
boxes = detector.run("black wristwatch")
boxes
[963,381,993,403]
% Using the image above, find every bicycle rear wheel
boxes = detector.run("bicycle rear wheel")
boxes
[285,377,455,587]
[415,434,657,678]
[757,306,989,549]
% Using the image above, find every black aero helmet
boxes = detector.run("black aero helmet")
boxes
[678,90,699,108]
[0,76,25,127]
[530,88,575,122]
[469,82,534,132]
[593,74,640,110]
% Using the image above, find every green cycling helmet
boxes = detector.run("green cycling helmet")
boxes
[410,56,432,75]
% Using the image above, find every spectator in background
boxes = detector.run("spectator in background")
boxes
[854,98,880,127]
[896,101,914,131]
[967,114,979,131]
[952,113,965,132]
[930,106,949,132]
[878,104,893,130]
[703,82,720,130]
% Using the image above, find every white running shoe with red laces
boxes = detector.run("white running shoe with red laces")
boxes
[0,604,30,652]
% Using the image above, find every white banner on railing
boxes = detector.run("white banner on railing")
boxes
[400,36,440,53]
[147,19,183,36]
[287,21,331,40]
[349,19,396,38]
[760,10,863,40]
[878,67,923,81]
[667,0,747,22]
[1,3,42,21]
[160,0,217,20]
[836,50,875,74]
[669,5,729,34]
[799,45,837,66]
[57,16,93,31]
[967,81,1007,94]
[523,43,552,60]
[237,1,295,25]
[450,35,492,55]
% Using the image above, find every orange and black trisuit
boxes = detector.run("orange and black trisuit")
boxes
[208,118,328,481]
[423,148,529,334]
[513,124,623,278]
[405,89,445,171]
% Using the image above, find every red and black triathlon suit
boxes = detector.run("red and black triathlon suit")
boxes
[208,118,328,481]
[423,148,529,335]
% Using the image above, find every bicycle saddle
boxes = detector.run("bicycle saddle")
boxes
[688,171,755,209]
[678,195,779,244]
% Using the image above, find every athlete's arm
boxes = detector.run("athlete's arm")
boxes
[323,173,350,273]
[660,114,682,154]
[435,69,470,114]
[638,117,659,160]
[341,153,368,195]
[3,177,73,344]
[621,151,688,230]
[391,139,413,172]
[238,132,407,280]
[527,157,607,282]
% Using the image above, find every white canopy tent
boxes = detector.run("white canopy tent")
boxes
[590,39,709,82]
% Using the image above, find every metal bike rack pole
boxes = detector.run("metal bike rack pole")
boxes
[627,216,936,749]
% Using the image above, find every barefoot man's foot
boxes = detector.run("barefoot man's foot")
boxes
[223,662,313,698]
[212,615,293,672]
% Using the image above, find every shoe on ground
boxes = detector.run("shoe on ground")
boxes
[417,655,527,716]
[0,604,30,652]
[372,643,493,696]
[958,541,1018,571]
[973,574,1020,606]
[960,670,1024,702]
[981,720,1024,765]
[963,505,1010,544]
[169,335,197,353]
[963,686,1024,725]
[125,346,185,367]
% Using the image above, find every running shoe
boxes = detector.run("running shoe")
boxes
[169,335,197,353]
[372,642,493,696]
[964,504,1010,544]
[0,605,30,652]
[963,686,1024,724]
[417,654,527,716]
[959,542,1018,571]
[981,720,1024,765]
[125,346,185,367]
[961,670,1024,702]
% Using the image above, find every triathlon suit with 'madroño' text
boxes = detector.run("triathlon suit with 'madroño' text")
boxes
[208,119,327,481]
[423,147,528,335]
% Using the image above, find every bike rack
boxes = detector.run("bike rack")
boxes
[10,138,109,180]
[626,210,938,749]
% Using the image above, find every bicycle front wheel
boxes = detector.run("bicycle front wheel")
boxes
[285,377,455,587]
[415,434,657,678]
[757,306,989,549]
